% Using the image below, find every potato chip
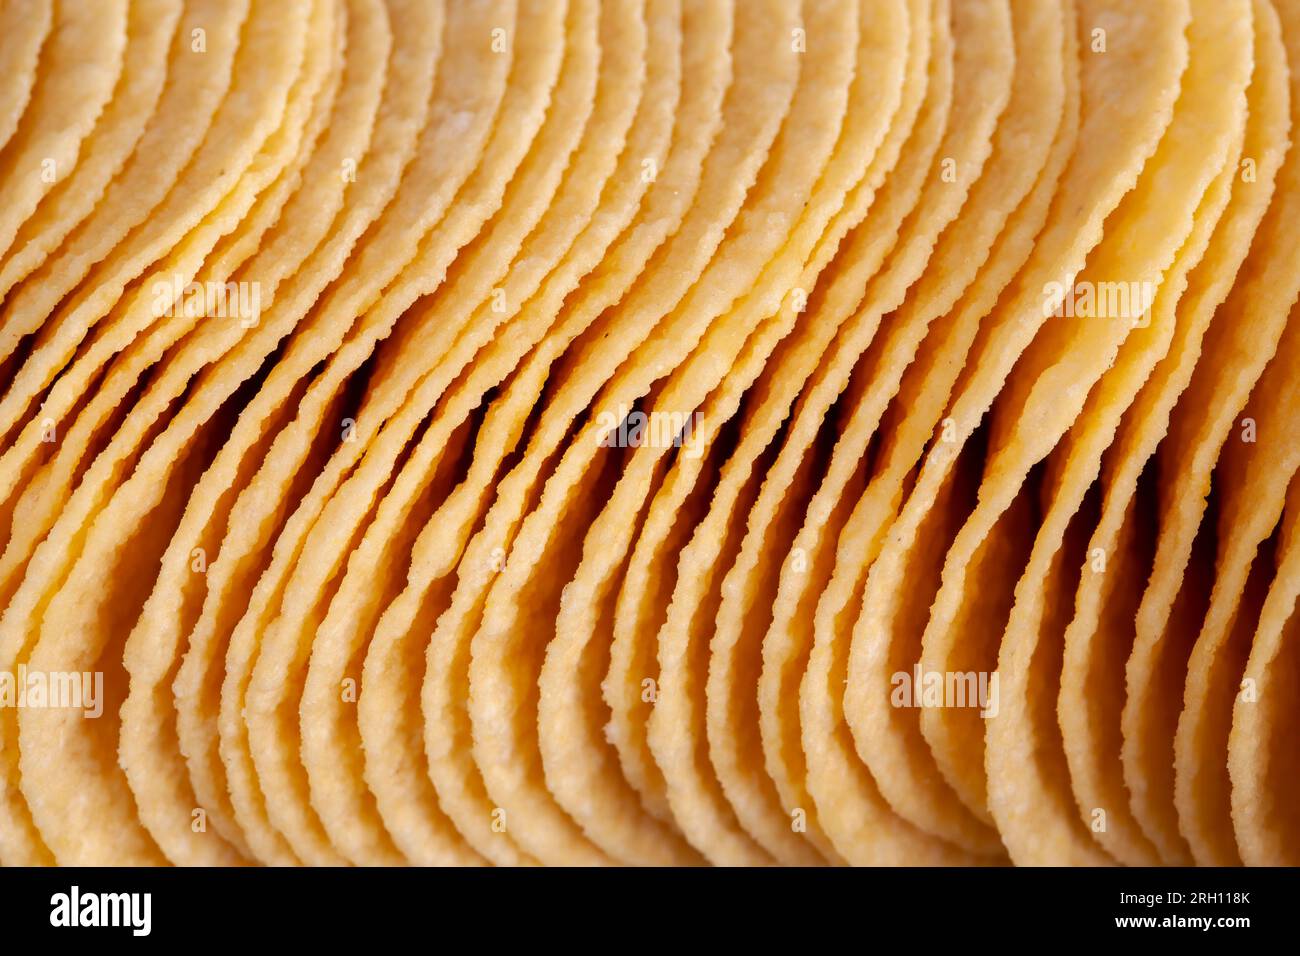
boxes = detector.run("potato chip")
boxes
[155,0,494,864]
[0,0,179,306]
[193,0,537,865]
[736,0,944,865]
[606,0,934,856]
[132,0,443,864]
[1174,296,1300,864]
[0,0,309,602]
[2,0,1294,871]
[118,0,390,866]
[241,0,598,864]
[711,0,955,865]
[13,0,328,866]
[538,0,911,867]
[608,0,903,866]
[630,0,1015,866]
[418,0,796,865]
[206,0,598,868]
[241,0,620,865]
[921,12,1250,855]
[699,0,1055,864]
[0,0,247,367]
[1058,0,1290,866]
[388,0,734,865]
[0,0,303,867]
[0,0,127,266]
[0,0,338,634]
[1229,471,1300,866]
[297,0,662,865]
[0,0,52,155]
[837,4,1078,852]
[467,0,862,866]
[831,0,1192,866]
[1123,0,1300,865]
[0,0,269,432]
[936,0,1250,865]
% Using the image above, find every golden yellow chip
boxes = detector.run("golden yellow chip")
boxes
[393,0,734,866]
[118,0,392,866]
[0,0,53,156]
[171,0,450,864]
[298,0,664,865]
[1122,0,1300,866]
[12,0,327,866]
[1059,0,1290,866]
[0,0,179,306]
[0,0,127,268]
[1229,470,1300,865]
[971,0,1252,865]
[547,0,908,866]
[3,0,1299,871]
[1175,293,1300,865]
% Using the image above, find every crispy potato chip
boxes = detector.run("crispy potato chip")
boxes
[0,0,52,156]
[1058,0,1290,866]
[420,0,798,866]
[1229,470,1300,865]
[769,0,1010,865]
[926,0,1244,865]
[595,0,903,866]
[922,5,1250,857]
[297,0,662,866]
[703,0,1040,864]
[1175,296,1300,864]
[838,0,1194,865]
[0,0,250,605]
[0,0,127,266]
[119,0,390,866]
[160,0,506,865]
[0,0,302,867]
[0,0,247,366]
[0,0,340,639]
[645,0,1017,866]
[1123,0,1300,865]
[0,0,313,470]
[541,0,910,867]
[246,0,617,865]
[846,2,1080,849]
[109,0,439,868]
[468,0,864,866]
[0,0,312,641]
[600,0,915,842]
[636,0,961,866]
[0,0,179,305]
[748,0,945,864]
[0,0,285,446]
[13,0,328,866]
[607,0,937,860]
[134,0,442,864]
[4,0,1297,870]
[396,0,733,866]
[238,0,594,867]
[203,0,542,865]
[950,0,1251,865]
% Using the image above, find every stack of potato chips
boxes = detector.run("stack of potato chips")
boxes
[0,0,1296,867]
